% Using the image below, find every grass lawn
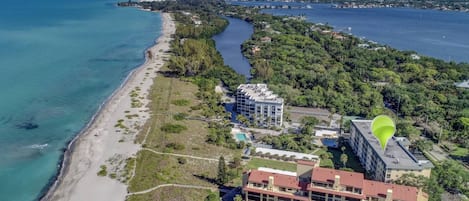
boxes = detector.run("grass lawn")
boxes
[313,148,334,168]
[451,147,469,157]
[328,145,365,173]
[246,158,297,172]
[320,159,334,168]
[127,187,214,201]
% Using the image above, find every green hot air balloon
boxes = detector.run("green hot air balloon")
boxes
[371,115,396,150]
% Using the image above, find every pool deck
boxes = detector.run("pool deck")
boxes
[232,128,252,143]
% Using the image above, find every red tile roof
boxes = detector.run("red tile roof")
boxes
[311,167,364,188]
[243,187,310,201]
[363,180,418,201]
[245,163,423,201]
[248,170,307,190]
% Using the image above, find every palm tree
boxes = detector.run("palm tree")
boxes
[234,195,243,201]
[340,153,348,168]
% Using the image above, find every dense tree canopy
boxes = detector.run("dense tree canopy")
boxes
[227,6,468,145]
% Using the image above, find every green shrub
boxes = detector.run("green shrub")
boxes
[173,113,188,121]
[171,99,190,106]
[177,157,187,164]
[109,173,117,179]
[160,123,187,133]
[166,142,185,150]
[97,165,107,176]
[190,104,202,110]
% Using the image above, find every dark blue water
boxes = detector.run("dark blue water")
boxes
[213,17,254,78]
[0,0,161,200]
[232,2,469,63]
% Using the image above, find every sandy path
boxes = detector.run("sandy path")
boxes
[42,12,175,201]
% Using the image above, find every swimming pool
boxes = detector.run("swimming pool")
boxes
[321,138,338,148]
[236,133,248,141]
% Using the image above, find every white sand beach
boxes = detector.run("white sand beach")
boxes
[42,12,175,201]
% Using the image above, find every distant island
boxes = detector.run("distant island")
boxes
[228,0,469,12]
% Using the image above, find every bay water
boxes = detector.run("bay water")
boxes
[231,2,469,63]
[0,0,161,200]
[213,17,253,78]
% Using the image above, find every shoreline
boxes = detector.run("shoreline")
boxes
[41,12,175,201]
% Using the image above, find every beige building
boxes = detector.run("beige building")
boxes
[236,84,284,127]
[349,120,433,182]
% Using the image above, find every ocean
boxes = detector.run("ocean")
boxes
[0,0,161,200]
[231,2,469,63]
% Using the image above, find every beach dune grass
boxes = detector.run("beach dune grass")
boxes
[139,75,235,158]
[128,150,218,192]
[128,74,239,196]
[160,123,187,133]
[127,186,213,201]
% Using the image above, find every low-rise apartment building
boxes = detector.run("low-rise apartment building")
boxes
[349,120,433,182]
[236,84,284,127]
[242,161,428,201]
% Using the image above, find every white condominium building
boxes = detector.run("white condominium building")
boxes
[236,84,284,127]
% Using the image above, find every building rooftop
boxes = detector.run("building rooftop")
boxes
[455,80,469,88]
[255,147,319,161]
[245,162,422,201]
[351,120,433,170]
[363,180,420,201]
[315,129,338,137]
[258,167,297,177]
[312,167,364,189]
[237,84,284,104]
[248,169,307,190]
[297,160,317,167]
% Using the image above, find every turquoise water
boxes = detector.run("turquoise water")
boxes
[236,133,248,141]
[0,0,161,200]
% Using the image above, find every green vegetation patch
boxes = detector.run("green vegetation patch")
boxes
[171,99,190,106]
[173,112,188,121]
[451,147,469,157]
[128,150,218,193]
[127,187,213,201]
[97,165,107,177]
[122,157,136,183]
[165,142,185,151]
[160,123,187,133]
